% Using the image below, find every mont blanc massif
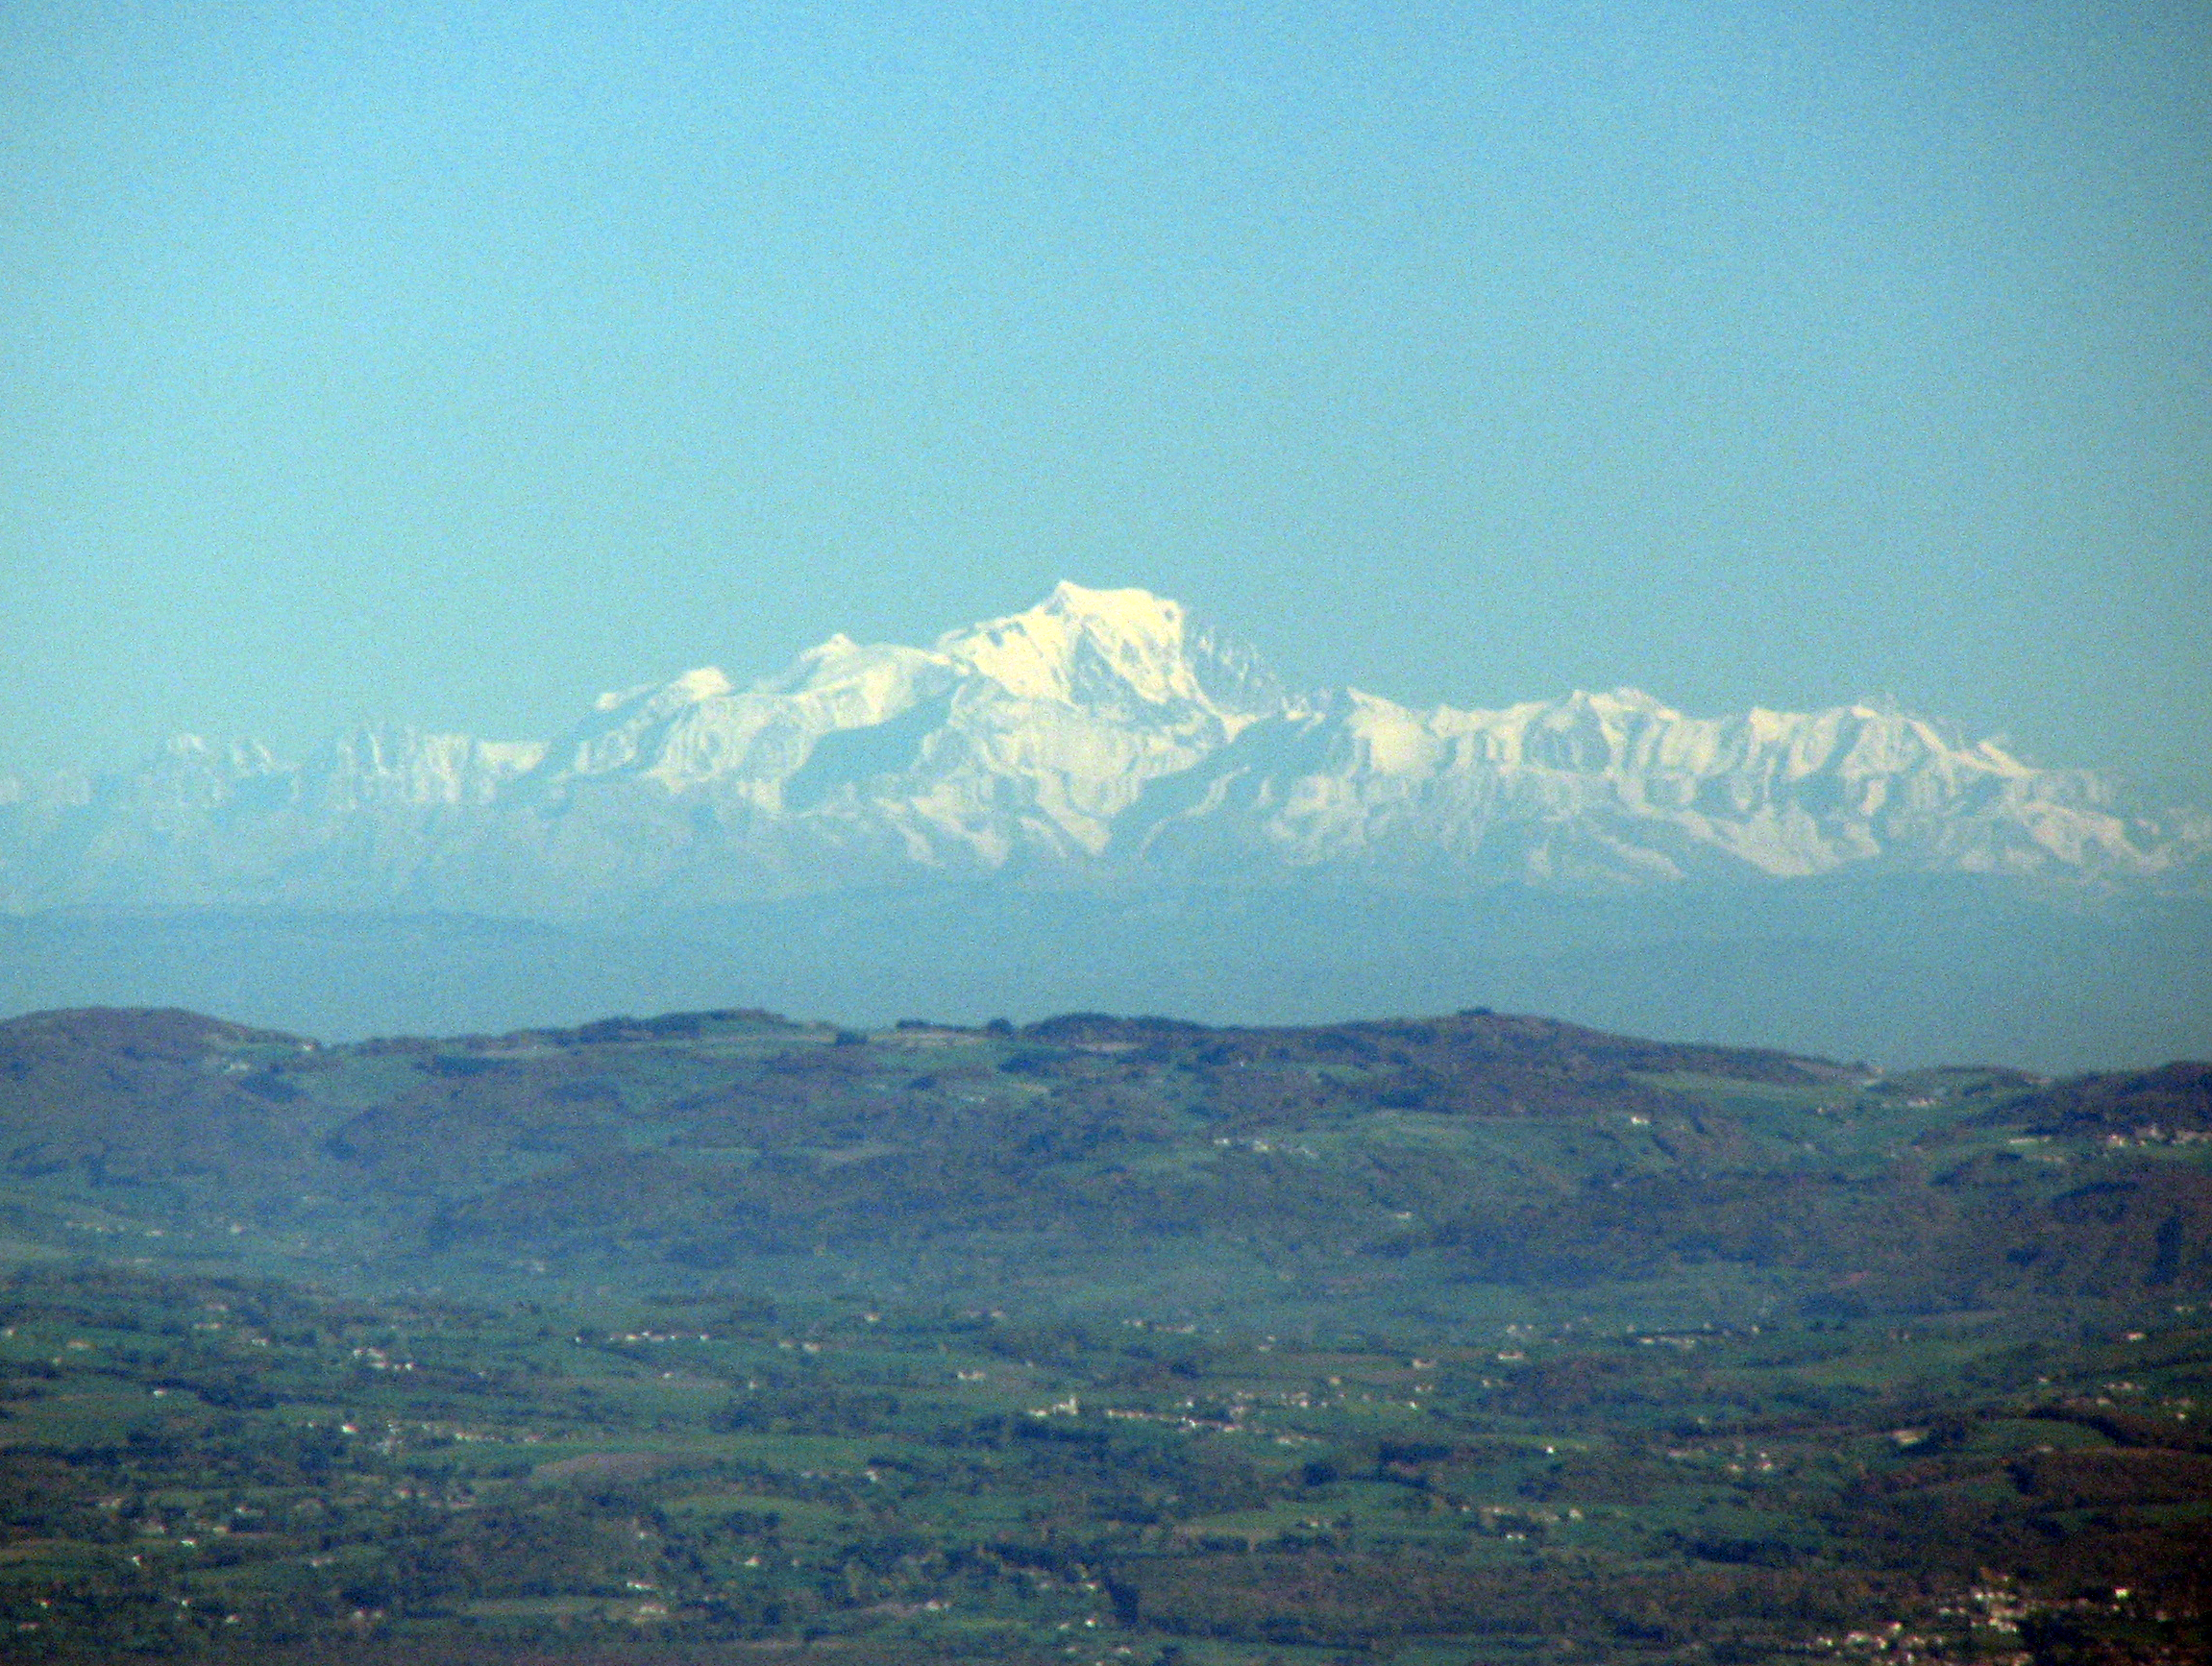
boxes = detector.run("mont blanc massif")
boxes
[4,583,2207,1067]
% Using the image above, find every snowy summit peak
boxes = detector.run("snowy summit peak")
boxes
[938,582,1282,723]
[1040,578,1186,631]
[939,582,1188,699]
[590,665,732,715]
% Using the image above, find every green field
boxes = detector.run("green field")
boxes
[0,1264,2206,1662]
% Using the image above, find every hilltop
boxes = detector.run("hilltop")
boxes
[2,1001,2203,1334]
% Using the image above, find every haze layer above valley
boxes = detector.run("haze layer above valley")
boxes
[3,583,2203,916]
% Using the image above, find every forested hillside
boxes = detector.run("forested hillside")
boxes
[1,1005,2204,1329]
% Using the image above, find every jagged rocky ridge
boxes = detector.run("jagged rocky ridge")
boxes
[2,582,2204,913]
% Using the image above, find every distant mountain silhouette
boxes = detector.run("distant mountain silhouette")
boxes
[3,582,2203,913]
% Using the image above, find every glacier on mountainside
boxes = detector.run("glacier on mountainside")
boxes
[0,582,2201,914]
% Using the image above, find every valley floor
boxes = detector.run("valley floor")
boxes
[0,1263,2206,1664]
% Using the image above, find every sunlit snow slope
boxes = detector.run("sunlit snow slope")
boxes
[1,582,2203,913]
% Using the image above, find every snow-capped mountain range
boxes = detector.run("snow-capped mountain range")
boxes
[3,582,2204,915]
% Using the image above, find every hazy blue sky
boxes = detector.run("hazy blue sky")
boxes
[4,1,2206,796]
